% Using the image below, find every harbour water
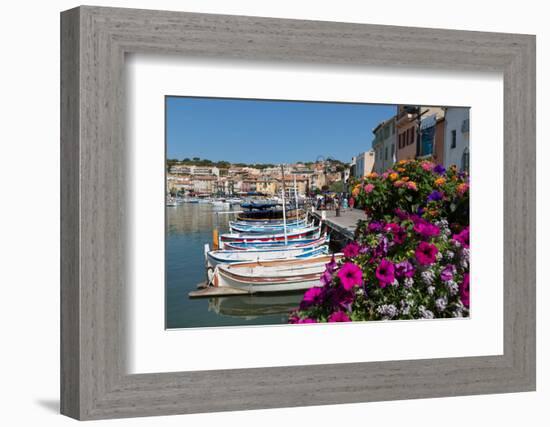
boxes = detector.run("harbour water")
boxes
[166,203,304,329]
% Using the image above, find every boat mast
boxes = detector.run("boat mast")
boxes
[293,174,299,215]
[280,165,288,245]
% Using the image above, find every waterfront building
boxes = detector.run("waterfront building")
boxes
[192,175,217,195]
[256,176,278,196]
[396,106,445,162]
[170,164,220,177]
[444,107,470,171]
[354,150,376,178]
[310,171,327,191]
[372,115,397,173]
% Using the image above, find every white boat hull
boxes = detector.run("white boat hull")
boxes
[206,245,328,268]
[209,254,341,293]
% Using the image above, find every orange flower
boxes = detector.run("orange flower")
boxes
[397,167,406,173]
[457,183,469,195]
[366,172,378,179]
[389,173,399,181]
[434,177,446,186]
[401,176,410,182]
[352,186,361,197]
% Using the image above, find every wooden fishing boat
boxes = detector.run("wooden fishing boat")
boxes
[219,225,320,247]
[236,208,302,222]
[208,254,342,293]
[206,244,329,268]
[229,217,306,227]
[229,220,310,234]
[222,234,330,251]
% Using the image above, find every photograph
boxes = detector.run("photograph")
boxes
[165,97,470,329]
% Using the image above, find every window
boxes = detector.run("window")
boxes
[391,144,395,159]
[385,147,388,160]
[451,129,457,149]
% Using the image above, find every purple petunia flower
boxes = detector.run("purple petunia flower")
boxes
[325,255,338,273]
[427,190,444,202]
[395,260,415,278]
[393,227,408,245]
[343,241,361,258]
[433,164,446,175]
[325,286,355,311]
[328,311,351,322]
[440,264,456,282]
[337,262,363,290]
[394,208,409,220]
[376,259,395,288]
[367,221,384,233]
[415,242,439,265]
[320,270,333,287]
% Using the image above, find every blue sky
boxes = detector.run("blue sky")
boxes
[166,97,396,164]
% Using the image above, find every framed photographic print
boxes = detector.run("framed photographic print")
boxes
[61,6,536,420]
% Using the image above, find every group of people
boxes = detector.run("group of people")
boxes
[313,194,349,212]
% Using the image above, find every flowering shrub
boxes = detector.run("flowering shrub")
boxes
[349,159,469,226]
[289,159,470,324]
[289,214,470,323]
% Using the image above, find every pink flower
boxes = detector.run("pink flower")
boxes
[337,262,363,290]
[297,317,318,324]
[349,197,355,208]
[406,181,418,191]
[421,161,435,171]
[343,241,361,258]
[328,311,351,322]
[415,242,439,265]
[364,183,375,194]
[376,259,395,288]
[460,273,470,308]
[301,287,323,308]
[452,227,470,248]
[384,223,407,244]
[413,220,440,238]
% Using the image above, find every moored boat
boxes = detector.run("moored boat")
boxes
[229,220,310,234]
[219,225,321,247]
[206,244,329,268]
[208,254,342,293]
[222,234,330,251]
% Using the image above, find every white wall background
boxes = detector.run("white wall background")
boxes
[0,0,546,425]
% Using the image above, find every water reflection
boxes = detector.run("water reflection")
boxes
[165,203,303,329]
[208,293,304,319]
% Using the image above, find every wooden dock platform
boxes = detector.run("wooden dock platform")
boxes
[309,208,365,240]
[188,284,250,298]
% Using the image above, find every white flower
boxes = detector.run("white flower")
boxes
[421,269,436,285]
[377,304,398,320]
[435,296,448,312]
[419,305,434,319]
[446,280,459,295]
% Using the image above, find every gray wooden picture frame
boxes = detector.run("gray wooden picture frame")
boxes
[60,5,536,420]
